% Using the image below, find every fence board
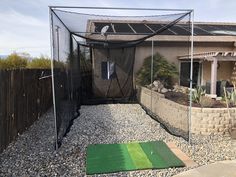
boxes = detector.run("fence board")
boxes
[0,69,52,153]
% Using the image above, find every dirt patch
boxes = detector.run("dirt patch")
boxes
[164,91,227,108]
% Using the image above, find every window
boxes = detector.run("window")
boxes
[101,61,116,80]
[180,62,201,87]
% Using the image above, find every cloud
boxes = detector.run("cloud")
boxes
[0,9,47,28]
[0,0,236,57]
[0,8,49,56]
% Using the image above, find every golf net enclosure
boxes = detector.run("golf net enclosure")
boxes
[49,7,193,148]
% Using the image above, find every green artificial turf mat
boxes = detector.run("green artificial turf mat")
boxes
[86,140,185,175]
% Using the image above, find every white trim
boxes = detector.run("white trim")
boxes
[145,24,155,33]
[128,23,137,34]
[179,51,236,60]
[111,23,116,33]
[160,24,177,35]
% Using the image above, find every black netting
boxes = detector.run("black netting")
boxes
[51,12,80,146]
[91,47,135,100]
[50,7,193,147]
[52,9,190,48]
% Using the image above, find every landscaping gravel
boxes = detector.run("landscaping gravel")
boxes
[0,104,236,177]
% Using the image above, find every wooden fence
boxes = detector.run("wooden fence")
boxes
[0,69,53,153]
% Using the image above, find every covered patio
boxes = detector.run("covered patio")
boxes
[179,51,236,95]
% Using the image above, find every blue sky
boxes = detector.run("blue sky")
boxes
[0,0,236,57]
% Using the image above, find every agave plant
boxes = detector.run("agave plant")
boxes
[192,86,206,103]
[226,90,236,106]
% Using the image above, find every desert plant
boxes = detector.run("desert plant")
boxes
[192,86,206,103]
[230,91,236,106]
[136,52,178,88]
[199,96,214,107]
[225,90,236,106]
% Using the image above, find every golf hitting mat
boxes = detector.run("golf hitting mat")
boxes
[86,140,185,175]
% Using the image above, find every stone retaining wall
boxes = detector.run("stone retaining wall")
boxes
[191,108,235,135]
[138,86,236,136]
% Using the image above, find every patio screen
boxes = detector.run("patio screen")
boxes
[49,7,193,148]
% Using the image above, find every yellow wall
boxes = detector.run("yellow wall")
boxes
[202,61,234,85]
[134,42,234,74]
[92,41,236,96]
[134,42,235,86]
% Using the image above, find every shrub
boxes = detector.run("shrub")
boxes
[0,59,7,69]
[0,53,28,69]
[199,96,214,107]
[136,52,178,88]
[0,53,67,70]
[53,60,66,69]
[28,59,65,69]
[27,56,52,69]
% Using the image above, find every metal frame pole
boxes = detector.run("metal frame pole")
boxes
[189,10,194,144]
[49,8,58,150]
[55,26,60,62]
[49,6,193,12]
[151,39,154,111]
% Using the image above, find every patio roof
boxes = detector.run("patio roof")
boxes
[178,51,236,61]
[179,51,236,95]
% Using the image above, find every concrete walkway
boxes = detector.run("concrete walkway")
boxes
[174,160,236,177]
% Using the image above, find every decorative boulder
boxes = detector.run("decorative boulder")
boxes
[161,88,168,93]
[153,80,164,92]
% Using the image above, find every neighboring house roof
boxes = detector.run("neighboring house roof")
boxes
[86,21,236,42]
[92,22,236,36]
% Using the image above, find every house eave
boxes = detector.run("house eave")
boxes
[84,34,236,42]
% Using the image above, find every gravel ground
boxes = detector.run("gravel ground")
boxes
[0,104,236,177]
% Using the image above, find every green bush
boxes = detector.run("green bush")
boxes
[136,52,178,88]
[0,53,28,69]
[0,53,66,70]
[0,59,6,69]
[28,56,51,69]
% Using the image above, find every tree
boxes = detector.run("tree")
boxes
[27,55,51,69]
[136,52,178,88]
[0,53,28,69]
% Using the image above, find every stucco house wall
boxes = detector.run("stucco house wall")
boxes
[89,22,236,96]
[134,42,190,74]
[92,41,236,96]
[134,42,236,86]
[202,61,234,85]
